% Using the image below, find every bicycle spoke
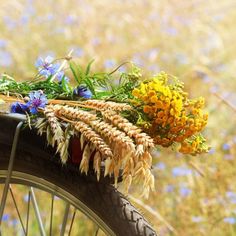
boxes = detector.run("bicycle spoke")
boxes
[94,226,100,236]
[49,194,54,236]
[60,203,70,236]
[0,121,24,224]
[30,187,46,236]
[0,181,9,226]
[68,208,76,236]
[9,186,26,235]
[26,191,31,236]
[0,172,111,235]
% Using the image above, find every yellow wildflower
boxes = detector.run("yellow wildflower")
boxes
[140,83,147,94]
[132,88,140,97]
[143,105,151,113]
[150,95,159,103]
[131,71,208,154]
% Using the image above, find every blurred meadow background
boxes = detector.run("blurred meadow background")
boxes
[0,0,236,235]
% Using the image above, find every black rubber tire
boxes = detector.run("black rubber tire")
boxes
[0,115,157,236]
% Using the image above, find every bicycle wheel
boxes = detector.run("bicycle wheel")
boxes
[0,114,157,235]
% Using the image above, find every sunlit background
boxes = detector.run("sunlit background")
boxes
[0,0,236,235]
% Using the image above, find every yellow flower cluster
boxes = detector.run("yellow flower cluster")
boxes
[179,135,209,155]
[132,72,208,155]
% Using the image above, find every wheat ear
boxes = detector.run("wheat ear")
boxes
[74,121,113,159]
[83,100,132,111]
[102,109,154,155]
[44,105,64,147]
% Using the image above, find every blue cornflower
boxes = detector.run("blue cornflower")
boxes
[164,184,174,193]
[26,91,47,114]
[10,102,29,114]
[191,216,203,223]
[224,217,236,224]
[226,191,236,204]
[73,85,92,99]
[154,162,166,171]
[11,219,19,226]
[222,143,231,151]
[23,194,29,202]
[179,186,192,197]
[103,59,116,69]
[35,56,59,78]
[172,166,192,177]
[57,71,69,83]
[0,51,13,67]
[2,214,10,222]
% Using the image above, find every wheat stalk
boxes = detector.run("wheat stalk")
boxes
[83,99,132,111]
[93,151,102,181]
[74,121,113,159]
[79,142,93,174]
[48,99,132,112]
[54,105,97,122]
[57,124,74,163]
[54,105,136,155]
[102,109,154,155]
[36,103,155,196]
[34,117,47,135]
[44,105,64,147]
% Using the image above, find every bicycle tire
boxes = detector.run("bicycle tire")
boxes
[0,114,157,236]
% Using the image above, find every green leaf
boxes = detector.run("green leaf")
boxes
[84,77,96,97]
[61,77,72,94]
[85,59,95,76]
[76,64,85,82]
[45,74,53,83]
[96,91,112,99]
[69,62,80,84]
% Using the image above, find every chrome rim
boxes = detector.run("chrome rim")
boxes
[0,170,115,236]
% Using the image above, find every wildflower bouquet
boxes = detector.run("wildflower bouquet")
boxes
[0,54,209,197]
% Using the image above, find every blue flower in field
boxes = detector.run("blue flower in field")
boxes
[209,85,219,94]
[0,51,12,67]
[11,219,19,226]
[35,56,59,78]
[163,26,178,36]
[65,15,77,25]
[2,214,10,222]
[172,166,192,177]
[10,102,29,114]
[73,85,92,99]
[23,194,29,202]
[164,184,174,193]
[222,143,231,151]
[26,91,47,114]
[226,191,236,198]
[3,16,16,30]
[154,162,166,171]
[0,39,7,48]
[131,54,144,66]
[104,59,116,69]
[208,147,215,155]
[226,191,236,204]
[224,217,236,224]
[191,216,203,223]
[90,37,101,46]
[179,186,192,197]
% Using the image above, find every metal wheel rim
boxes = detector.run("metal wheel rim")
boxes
[0,170,115,236]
